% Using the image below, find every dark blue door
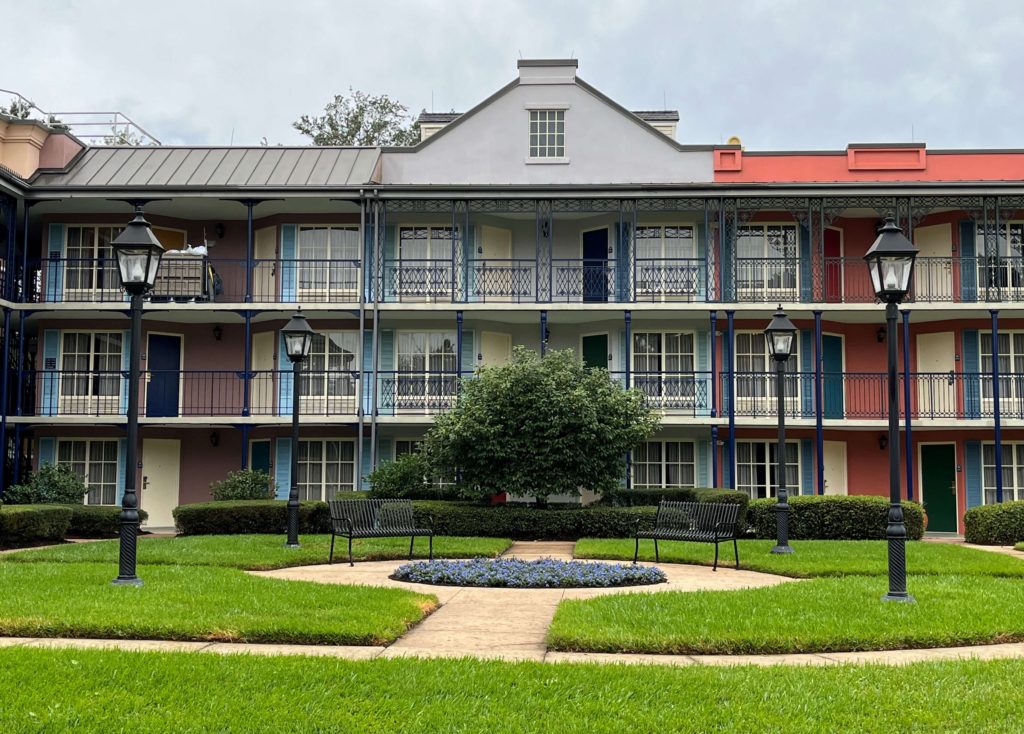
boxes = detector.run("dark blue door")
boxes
[146,334,181,417]
[822,334,844,419]
[582,229,609,303]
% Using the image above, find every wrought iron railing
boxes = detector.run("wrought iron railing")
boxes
[373,370,461,413]
[610,371,713,414]
[634,258,706,302]
[733,258,800,303]
[470,259,537,302]
[552,258,621,302]
[384,260,453,300]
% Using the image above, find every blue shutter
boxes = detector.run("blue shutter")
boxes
[697,439,710,488]
[460,330,475,375]
[116,438,127,505]
[119,330,131,416]
[798,224,812,302]
[278,331,294,416]
[360,439,373,490]
[959,220,977,302]
[383,227,397,302]
[280,225,297,302]
[362,330,374,414]
[965,441,983,509]
[695,223,707,301]
[378,330,394,416]
[46,224,64,302]
[462,225,475,303]
[274,438,291,500]
[38,437,56,467]
[41,330,60,416]
[799,438,813,495]
[363,221,375,302]
[696,330,710,416]
[962,330,980,419]
[800,330,813,417]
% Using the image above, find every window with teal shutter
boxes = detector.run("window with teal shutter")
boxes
[40,330,60,416]
[280,225,297,302]
[361,329,374,415]
[460,331,475,375]
[363,222,376,302]
[277,331,294,416]
[378,330,394,416]
[695,223,707,301]
[116,438,127,505]
[274,438,291,499]
[119,330,131,416]
[798,224,812,302]
[965,441,982,508]
[800,330,813,417]
[959,220,977,302]
[38,437,56,467]
[800,438,813,495]
[695,330,710,416]
[962,330,980,419]
[697,439,710,488]
[46,224,64,302]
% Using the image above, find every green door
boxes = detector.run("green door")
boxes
[822,335,844,419]
[582,334,609,370]
[921,444,957,533]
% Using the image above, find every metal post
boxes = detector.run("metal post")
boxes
[456,311,464,381]
[726,310,736,489]
[771,357,793,554]
[883,301,912,602]
[245,200,254,303]
[114,292,144,586]
[902,309,913,500]
[814,310,824,494]
[992,309,1003,503]
[355,193,366,491]
[540,310,548,356]
[242,311,252,418]
[709,311,718,418]
[286,357,301,548]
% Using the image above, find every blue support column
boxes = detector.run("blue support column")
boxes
[624,310,632,490]
[814,311,824,494]
[992,309,1004,503]
[242,311,252,417]
[456,311,464,379]
[902,309,913,500]
[726,310,736,490]
[244,200,255,304]
[540,310,548,356]
[710,311,718,418]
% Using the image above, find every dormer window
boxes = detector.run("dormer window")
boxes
[529,109,564,159]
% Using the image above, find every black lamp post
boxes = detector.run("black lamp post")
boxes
[764,305,797,555]
[281,311,314,548]
[110,206,164,586]
[864,216,917,603]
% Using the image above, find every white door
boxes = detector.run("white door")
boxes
[479,332,513,368]
[251,331,275,414]
[822,440,847,495]
[141,438,181,528]
[253,226,277,300]
[916,332,955,418]
[913,224,953,301]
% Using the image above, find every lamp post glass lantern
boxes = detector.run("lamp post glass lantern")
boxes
[110,207,165,586]
[764,305,796,555]
[864,216,917,603]
[282,312,315,548]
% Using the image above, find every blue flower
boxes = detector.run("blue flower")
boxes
[391,558,666,588]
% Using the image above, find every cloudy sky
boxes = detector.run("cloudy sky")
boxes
[6,0,1023,149]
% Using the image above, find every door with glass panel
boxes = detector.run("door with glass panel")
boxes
[396,332,458,413]
[296,439,355,500]
[635,225,698,301]
[981,332,1024,416]
[976,222,1024,298]
[59,332,123,415]
[736,224,798,301]
[300,332,358,416]
[734,332,798,416]
[736,441,799,499]
[632,332,696,411]
[63,226,123,301]
[57,439,119,505]
[396,227,458,300]
[297,226,359,302]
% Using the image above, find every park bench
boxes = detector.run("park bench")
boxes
[634,500,740,571]
[328,499,433,566]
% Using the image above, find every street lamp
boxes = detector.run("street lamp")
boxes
[864,216,917,603]
[764,305,797,555]
[281,311,314,548]
[110,206,165,586]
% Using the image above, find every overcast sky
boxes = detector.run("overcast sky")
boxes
[6,0,1023,150]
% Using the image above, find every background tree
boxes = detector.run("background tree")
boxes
[423,347,660,503]
[293,88,420,146]
[1,98,67,131]
[103,126,146,146]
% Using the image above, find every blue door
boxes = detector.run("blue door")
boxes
[146,334,182,417]
[822,334,844,419]
[582,229,609,303]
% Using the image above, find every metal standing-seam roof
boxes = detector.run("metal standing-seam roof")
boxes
[30,146,380,188]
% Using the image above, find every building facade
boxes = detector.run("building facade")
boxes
[0,59,1022,532]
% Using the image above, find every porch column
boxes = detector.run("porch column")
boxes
[456,311,464,380]
[355,194,367,490]
[992,309,1004,503]
[369,199,382,470]
[242,311,252,418]
[710,310,719,487]
[540,310,548,356]
[244,200,255,303]
[726,310,736,490]
[902,309,914,500]
[814,310,824,494]
[624,310,632,491]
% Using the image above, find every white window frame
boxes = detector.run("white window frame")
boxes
[632,440,697,489]
[299,331,359,415]
[295,438,356,501]
[394,225,460,300]
[982,442,1024,504]
[295,225,360,301]
[62,224,123,299]
[632,331,697,409]
[735,222,799,300]
[56,438,119,506]
[395,331,459,413]
[58,330,124,415]
[634,223,699,300]
[735,439,800,500]
[980,331,1024,409]
[734,330,799,408]
[528,109,565,160]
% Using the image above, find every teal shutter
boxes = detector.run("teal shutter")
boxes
[250,440,271,473]
[116,438,127,505]
[697,439,710,488]
[278,331,294,416]
[962,330,980,419]
[377,438,393,469]
[798,224,812,302]
[46,224,64,302]
[41,329,60,416]
[965,441,983,509]
[460,330,475,374]
[799,438,813,495]
[364,221,376,302]
[378,330,394,416]
[38,437,56,467]
[959,220,977,302]
[360,439,373,490]
[696,330,710,416]
[280,225,297,302]
[695,223,707,301]
[362,330,374,414]
[462,225,475,302]
[383,227,397,302]
[799,330,813,417]
[119,330,131,416]
[274,438,291,499]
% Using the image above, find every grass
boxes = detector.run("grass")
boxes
[4,647,1024,733]
[549,574,1024,655]
[575,538,1024,577]
[0,562,435,645]
[3,534,512,570]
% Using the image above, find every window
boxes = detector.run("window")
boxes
[735,224,798,299]
[300,332,359,409]
[635,225,699,299]
[982,443,1024,504]
[64,225,123,295]
[56,439,119,505]
[396,331,458,411]
[975,222,1024,292]
[395,439,422,458]
[736,440,799,499]
[529,109,564,158]
[980,332,1024,404]
[59,332,123,409]
[633,332,696,408]
[734,331,798,402]
[633,441,696,489]
[394,226,459,298]
[296,226,359,298]
[296,439,355,500]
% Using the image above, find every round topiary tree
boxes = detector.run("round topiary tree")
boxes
[423,347,660,503]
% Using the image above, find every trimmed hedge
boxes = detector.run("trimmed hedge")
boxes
[0,506,73,548]
[173,500,329,536]
[747,495,924,541]
[66,505,150,539]
[964,501,1024,545]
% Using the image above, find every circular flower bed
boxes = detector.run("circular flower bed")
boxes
[391,558,667,588]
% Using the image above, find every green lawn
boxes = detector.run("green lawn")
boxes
[3,647,1024,733]
[575,538,1024,577]
[4,534,511,570]
[0,562,434,645]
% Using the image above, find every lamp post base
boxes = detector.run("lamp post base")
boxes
[284,543,301,549]
[770,545,794,555]
[111,577,143,587]
[881,592,916,603]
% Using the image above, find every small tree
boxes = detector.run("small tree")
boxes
[424,347,660,503]
[368,453,431,499]
[293,88,420,146]
[3,464,88,505]
[210,469,275,501]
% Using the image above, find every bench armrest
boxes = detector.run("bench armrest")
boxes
[338,516,354,534]
[425,514,435,532]
[713,520,736,537]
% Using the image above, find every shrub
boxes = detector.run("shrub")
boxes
[746,495,924,541]
[210,469,275,501]
[412,501,658,540]
[65,505,149,539]
[2,464,88,505]
[173,500,330,535]
[368,454,457,500]
[964,501,1024,545]
[0,505,73,548]
[602,488,698,506]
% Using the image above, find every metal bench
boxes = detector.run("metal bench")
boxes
[634,500,740,571]
[328,499,433,566]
